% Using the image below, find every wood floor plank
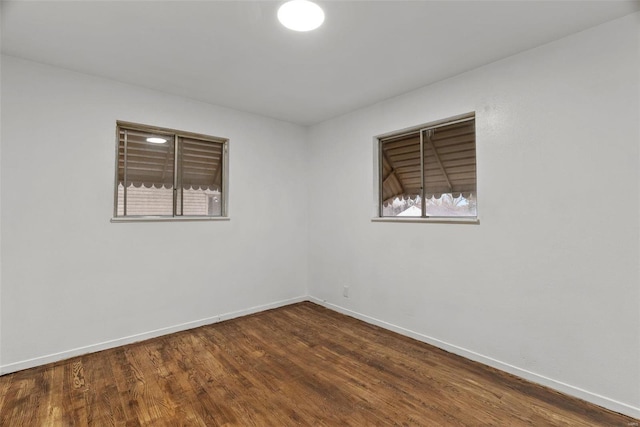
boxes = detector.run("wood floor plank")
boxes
[0,302,637,426]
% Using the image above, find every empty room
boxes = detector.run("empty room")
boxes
[0,0,639,425]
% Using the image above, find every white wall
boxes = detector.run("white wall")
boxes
[0,6,3,370]
[0,56,308,370]
[307,14,640,417]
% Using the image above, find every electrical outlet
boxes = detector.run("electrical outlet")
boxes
[343,285,349,298]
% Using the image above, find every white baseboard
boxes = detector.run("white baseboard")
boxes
[308,296,640,420]
[0,295,307,375]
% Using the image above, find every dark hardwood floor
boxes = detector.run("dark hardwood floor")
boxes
[0,302,637,426]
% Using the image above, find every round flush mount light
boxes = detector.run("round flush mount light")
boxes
[278,0,324,32]
[146,137,167,144]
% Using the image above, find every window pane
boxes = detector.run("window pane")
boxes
[177,137,224,216]
[423,119,476,217]
[380,133,422,217]
[118,129,174,216]
[378,116,477,219]
[424,193,477,217]
[382,196,422,217]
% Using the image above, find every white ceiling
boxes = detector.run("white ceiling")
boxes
[2,1,639,125]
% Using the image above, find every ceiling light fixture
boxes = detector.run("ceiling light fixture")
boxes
[146,137,167,144]
[278,0,324,32]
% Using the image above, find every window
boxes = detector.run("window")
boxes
[378,114,476,219]
[114,121,228,219]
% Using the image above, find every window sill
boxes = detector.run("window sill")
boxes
[111,216,230,223]
[371,217,479,224]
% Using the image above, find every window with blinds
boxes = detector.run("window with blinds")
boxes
[378,114,477,218]
[114,122,228,218]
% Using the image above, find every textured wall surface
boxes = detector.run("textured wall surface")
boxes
[1,56,308,369]
[307,14,639,416]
